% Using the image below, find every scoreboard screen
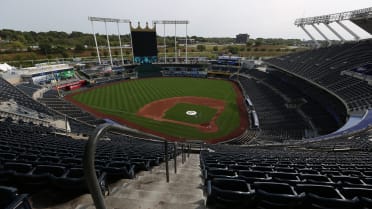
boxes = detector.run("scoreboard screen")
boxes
[131,30,158,64]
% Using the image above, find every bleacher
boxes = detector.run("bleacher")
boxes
[203,128,372,209]
[0,117,172,196]
[0,77,52,116]
[38,89,105,133]
[16,83,41,97]
[238,75,311,141]
[266,39,372,111]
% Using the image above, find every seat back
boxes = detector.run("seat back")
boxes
[33,165,66,177]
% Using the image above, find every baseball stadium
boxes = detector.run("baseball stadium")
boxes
[0,4,372,209]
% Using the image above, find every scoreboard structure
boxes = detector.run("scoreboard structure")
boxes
[88,17,189,65]
[130,22,158,64]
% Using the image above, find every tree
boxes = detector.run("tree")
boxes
[226,46,238,54]
[39,42,52,55]
[255,38,264,47]
[196,45,206,52]
[246,40,254,47]
[212,46,218,51]
[74,43,85,52]
[10,41,25,50]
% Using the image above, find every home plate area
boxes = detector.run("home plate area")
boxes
[186,110,198,116]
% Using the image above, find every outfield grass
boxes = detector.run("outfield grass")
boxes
[163,103,217,125]
[71,77,240,140]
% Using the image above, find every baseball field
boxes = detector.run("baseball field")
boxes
[66,77,248,142]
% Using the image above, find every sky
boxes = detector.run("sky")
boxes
[1,0,371,39]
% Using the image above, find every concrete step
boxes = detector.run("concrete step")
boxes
[77,196,206,209]
[114,182,203,195]
[111,189,203,204]
[149,169,202,177]
[137,173,203,184]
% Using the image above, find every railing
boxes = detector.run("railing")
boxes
[83,123,193,209]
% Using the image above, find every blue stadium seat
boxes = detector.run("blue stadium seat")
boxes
[238,170,272,183]
[0,186,31,209]
[295,184,358,209]
[341,187,372,209]
[103,161,135,180]
[52,168,108,195]
[254,182,304,209]
[207,178,255,208]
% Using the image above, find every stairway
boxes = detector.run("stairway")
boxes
[41,153,206,209]
[101,153,206,209]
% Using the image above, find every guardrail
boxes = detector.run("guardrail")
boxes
[83,123,194,209]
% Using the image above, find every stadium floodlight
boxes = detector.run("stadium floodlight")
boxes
[294,7,372,46]
[153,20,190,64]
[88,16,130,23]
[88,16,131,65]
[294,7,372,26]
[153,20,189,24]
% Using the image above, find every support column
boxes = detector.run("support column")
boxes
[104,21,113,66]
[174,23,177,63]
[185,23,188,64]
[312,24,331,46]
[300,25,320,48]
[336,21,360,41]
[116,22,125,65]
[91,20,101,64]
[164,24,167,64]
[129,22,135,63]
[325,23,345,43]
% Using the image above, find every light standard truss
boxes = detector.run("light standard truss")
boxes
[88,16,131,66]
[294,7,372,46]
[153,20,190,64]
[311,24,331,46]
[295,7,372,26]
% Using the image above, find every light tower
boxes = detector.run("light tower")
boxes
[152,20,190,64]
[295,7,372,47]
[88,16,131,66]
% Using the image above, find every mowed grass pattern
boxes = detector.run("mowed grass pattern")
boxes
[71,77,240,140]
[163,103,217,125]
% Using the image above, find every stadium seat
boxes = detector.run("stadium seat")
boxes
[52,168,108,195]
[299,174,336,186]
[295,184,358,209]
[254,182,304,209]
[341,187,372,209]
[207,178,255,208]
[331,175,370,188]
[103,161,135,180]
[16,165,66,190]
[269,172,302,185]
[238,170,272,183]
[0,186,31,209]
[204,168,237,182]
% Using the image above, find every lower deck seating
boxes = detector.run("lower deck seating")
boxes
[38,90,104,134]
[239,76,310,141]
[0,78,52,115]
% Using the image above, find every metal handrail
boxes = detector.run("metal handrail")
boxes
[83,123,171,209]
